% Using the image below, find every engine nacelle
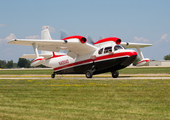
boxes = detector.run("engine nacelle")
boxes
[62,35,87,44]
[31,57,45,66]
[136,58,150,66]
[94,37,122,45]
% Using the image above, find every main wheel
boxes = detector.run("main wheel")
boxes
[85,70,93,78]
[51,73,55,78]
[111,70,119,78]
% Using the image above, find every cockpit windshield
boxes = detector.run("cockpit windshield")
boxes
[114,45,126,51]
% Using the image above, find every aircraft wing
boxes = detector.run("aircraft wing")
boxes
[120,42,152,48]
[8,39,97,57]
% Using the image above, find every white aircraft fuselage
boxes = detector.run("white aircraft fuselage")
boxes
[41,47,136,75]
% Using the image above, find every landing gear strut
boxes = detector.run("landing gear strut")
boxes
[51,73,55,78]
[111,70,119,78]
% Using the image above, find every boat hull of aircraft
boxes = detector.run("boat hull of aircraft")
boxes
[54,54,137,75]
[52,50,137,77]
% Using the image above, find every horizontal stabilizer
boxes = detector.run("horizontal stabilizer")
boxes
[21,54,52,59]
[31,57,45,66]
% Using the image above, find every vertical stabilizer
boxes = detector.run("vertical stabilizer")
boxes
[41,28,52,40]
[41,28,52,54]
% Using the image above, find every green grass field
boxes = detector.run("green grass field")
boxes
[0,69,53,75]
[0,78,170,120]
[119,67,170,74]
[0,67,170,119]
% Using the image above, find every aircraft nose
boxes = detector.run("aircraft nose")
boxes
[120,50,137,66]
[127,50,137,57]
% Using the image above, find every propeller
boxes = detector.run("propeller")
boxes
[60,29,69,39]
[60,29,95,45]
[99,35,104,40]
[87,35,95,45]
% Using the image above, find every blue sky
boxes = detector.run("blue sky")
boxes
[0,0,170,62]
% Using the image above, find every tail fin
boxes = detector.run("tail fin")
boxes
[41,28,52,40]
[41,28,52,55]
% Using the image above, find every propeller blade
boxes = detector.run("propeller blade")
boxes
[99,35,104,40]
[60,29,69,39]
[87,36,95,45]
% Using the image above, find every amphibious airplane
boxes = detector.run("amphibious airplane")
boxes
[8,28,152,78]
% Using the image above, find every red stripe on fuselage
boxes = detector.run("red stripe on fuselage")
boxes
[53,51,137,71]
[96,51,136,61]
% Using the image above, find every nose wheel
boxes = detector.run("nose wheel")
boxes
[111,70,119,78]
[51,73,55,78]
[85,70,93,78]
[85,64,96,78]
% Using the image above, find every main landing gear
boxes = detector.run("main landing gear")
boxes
[111,70,119,78]
[51,70,119,79]
[85,68,119,79]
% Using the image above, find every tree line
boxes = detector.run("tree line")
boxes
[0,58,46,68]
[164,54,170,60]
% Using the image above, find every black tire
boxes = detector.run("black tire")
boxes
[51,73,55,78]
[111,70,119,78]
[85,70,93,78]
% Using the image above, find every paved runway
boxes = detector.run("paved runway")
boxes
[0,74,170,80]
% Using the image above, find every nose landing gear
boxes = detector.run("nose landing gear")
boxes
[85,64,96,78]
[51,72,55,78]
[111,70,119,78]
[85,70,93,78]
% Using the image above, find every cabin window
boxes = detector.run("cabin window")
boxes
[98,48,103,54]
[114,45,125,51]
[104,47,112,54]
